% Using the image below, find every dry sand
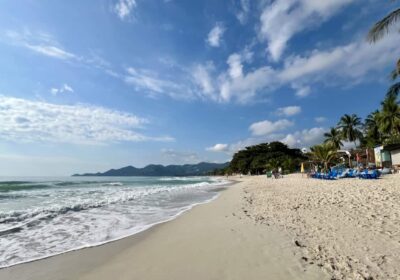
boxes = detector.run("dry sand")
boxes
[244,174,400,280]
[0,179,328,280]
[3,174,397,280]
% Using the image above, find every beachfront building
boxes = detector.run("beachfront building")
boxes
[374,144,400,170]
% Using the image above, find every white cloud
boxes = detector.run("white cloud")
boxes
[224,126,325,154]
[206,143,229,152]
[50,84,74,95]
[219,66,276,103]
[0,95,173,145]
[192,63,217,100]
[277,105,301,116]
[235,0,250,24]
[195,32,399,103]
[207,23,225,47]
[25,45,75,60]
[228,137,268,153]
[279,35,399,84]
[114,0,137,20]
[292,84,311,97]
[227,53,243,79]
[125,67,194,100]
[281,127,326,148]
[259,0,355,61]
[3,29,122,80]
[249,119,293,136]
[315,116,326,123]
[5,29,77,60]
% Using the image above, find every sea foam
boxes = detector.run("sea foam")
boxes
[0,176,229,268]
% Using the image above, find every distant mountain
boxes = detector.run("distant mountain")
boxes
[72,162,230,177]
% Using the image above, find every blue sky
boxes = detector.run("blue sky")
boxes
[0,0,398,176]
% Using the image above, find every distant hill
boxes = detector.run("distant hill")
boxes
[72,162,230,177]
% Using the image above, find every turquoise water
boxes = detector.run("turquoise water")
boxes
[0,176,228,268]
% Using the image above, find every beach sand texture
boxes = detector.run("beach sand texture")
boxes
[0,178,327,280]
[2,174,399,280]
[244,174,400,280]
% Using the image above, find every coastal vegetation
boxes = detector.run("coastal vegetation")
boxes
[226,142,306,175]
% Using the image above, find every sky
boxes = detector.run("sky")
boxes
[0,0,398,176]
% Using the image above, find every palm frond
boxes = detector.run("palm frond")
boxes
[368,8,400,42]
[390,69,398,80]
[389,58,400,80]
[386,82,400,98]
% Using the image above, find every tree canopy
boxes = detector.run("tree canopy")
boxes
[229,141,306,175]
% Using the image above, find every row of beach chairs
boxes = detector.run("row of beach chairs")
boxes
[311,169,381,180]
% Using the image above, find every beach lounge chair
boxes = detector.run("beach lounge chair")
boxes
[337,169,348,179]
[347,169,356,178]
[381,168,391,175]
[359,170,380,179]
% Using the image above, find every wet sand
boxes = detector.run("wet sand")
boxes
[0,178,328,280]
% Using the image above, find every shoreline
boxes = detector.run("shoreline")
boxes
[0,177,328,280]
[0,179,235,270]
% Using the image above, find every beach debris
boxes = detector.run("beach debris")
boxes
[294,240,305,247]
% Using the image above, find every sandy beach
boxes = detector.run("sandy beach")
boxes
[0,178,328,280]
[244,174,400,280]
[2,174,400,280]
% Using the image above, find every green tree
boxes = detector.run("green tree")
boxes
[323,127,343,149]
[387,82,400,98]
[379,95,400,135]
[364,110,383,147]
[229,141,306,175]
[338,114,363,149]
[310,144,336,172]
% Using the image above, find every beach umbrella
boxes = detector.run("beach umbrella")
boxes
[300,162,305,173]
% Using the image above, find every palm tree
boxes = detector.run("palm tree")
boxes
[338,114,363,149]
[379,95,400,135]
[368,7,400,80]
[364,110,383,146]
[386,82,400,98]
[324,127,343,150]
[310,144,336,172]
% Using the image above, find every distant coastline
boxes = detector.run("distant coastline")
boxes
[72,162,229,177]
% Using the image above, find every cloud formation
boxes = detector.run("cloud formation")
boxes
[195,32,398,103]
[249,119,293,136]
[0,96,173,145]
[125,67,194,100]
[5,29,76,60]
[114,0,137,20]
[315,116,326,123]
[206,143,229,152]
[207,23,225,47]
[281,127,326,148]
[277,106,301,116]
[50,84,74,95]
[235,0,250,24]
[259,0,355,61]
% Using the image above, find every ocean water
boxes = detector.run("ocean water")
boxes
[0,176,229,268]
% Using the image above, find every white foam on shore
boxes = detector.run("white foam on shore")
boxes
[0,194,222,269]
[0,177,231,269]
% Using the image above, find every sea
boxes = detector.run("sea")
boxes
[0,176,229,268]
